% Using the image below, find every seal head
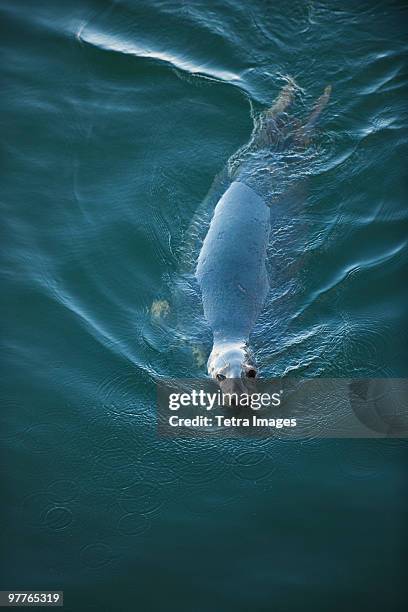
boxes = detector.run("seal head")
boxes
[208,343,256,401]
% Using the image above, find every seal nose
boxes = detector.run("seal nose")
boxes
[229,394,238,407]
[218,378,248,406]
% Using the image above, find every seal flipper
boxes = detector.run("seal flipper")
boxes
[252,83,296,148]
[264,83,296,119]
[150,299,171,320]
[295,85,332,146]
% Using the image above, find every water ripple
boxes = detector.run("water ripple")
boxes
[77,26,240,84]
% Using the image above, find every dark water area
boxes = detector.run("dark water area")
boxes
[1,0,408,610]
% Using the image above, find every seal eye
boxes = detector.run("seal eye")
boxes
[246,368,256,378]
[216,373,226,382]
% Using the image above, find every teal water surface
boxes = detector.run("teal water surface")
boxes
[1,1,407,611]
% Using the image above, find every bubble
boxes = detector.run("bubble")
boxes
[232,449,276,481]
[117,513,150,536]
[120,482,166,515]
[339,445,385,480]
[45,506,73,531]
[47,479,80,503]
[173,440,228,484]
[80,543,113,569]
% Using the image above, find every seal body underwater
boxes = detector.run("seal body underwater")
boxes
[195,84,331,390]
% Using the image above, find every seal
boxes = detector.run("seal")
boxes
[195,84,331,392]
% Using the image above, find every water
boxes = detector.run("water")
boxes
[1,0,407,610]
